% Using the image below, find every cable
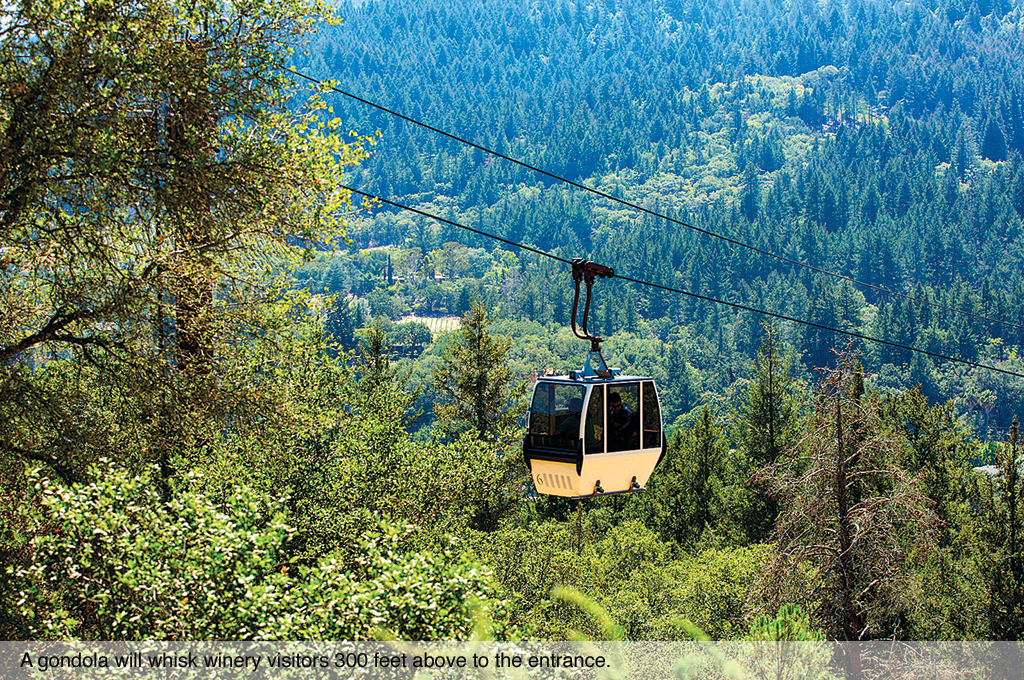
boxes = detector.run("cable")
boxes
[290,67,1024,334]
[343,185,1024,381]
[353,191,573,265]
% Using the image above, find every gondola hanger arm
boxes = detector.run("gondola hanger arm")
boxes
[570,258,614,361]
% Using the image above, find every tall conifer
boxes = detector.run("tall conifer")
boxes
[431,301,526,442]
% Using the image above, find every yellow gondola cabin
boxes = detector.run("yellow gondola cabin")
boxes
[523,368,665,498]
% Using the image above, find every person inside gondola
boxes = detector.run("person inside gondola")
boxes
[608,391,636,451]
[556,397,584,441]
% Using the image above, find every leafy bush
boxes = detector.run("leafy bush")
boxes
[745,603,823,641]
[14,463,508,640]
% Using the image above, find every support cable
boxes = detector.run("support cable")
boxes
[291,67,1024,334]
[343,185,1024,381]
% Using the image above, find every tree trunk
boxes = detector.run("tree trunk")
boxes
[169,45,216,375]
[836,398,862,678]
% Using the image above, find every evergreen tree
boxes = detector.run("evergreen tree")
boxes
[355,318,396,397]
[746,603,824,642]
[882,387,992,639]
[989,417,1024,639]
[737,323,802,468]
[803,278,841,370]
[664,341,700,419]
[653,405,731,547]
[431,301,527,442]
[734,323,803,541]
[981,117,1008,162]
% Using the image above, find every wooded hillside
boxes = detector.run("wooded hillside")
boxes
[297,0,1024,436]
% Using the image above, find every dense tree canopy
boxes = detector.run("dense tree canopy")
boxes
[296,0,1024,437]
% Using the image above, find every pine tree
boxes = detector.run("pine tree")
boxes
[431,302,527,442]
[353,318,421,432]
[356,319,395,397]
[803,278,840,370]
[747,603,824,641]
[738,322,801,469]
[735,323,803,541]
[653,405,729,547]
[990,417,1024,638]
[981,117,1008,162]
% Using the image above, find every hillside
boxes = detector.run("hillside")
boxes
[295,0,1024,434]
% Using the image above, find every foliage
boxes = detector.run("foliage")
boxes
[734,323,803,469]
[740,605,833,680]
[881,387,994,640]
[987,418,1024,639]
[746,604,824,642]
[649,406,735,548]
[14,463,509,640]
[473,515,770,642]
[354,317,419,414]
[288,364,526,558]
[664,545,773,642]
[549,587,626,641]
[432,301,528,444]
[0,0,375,484]
[730,323,805,541]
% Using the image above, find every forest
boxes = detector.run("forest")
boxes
[2,0,1024,657]
[295,0,1024,438]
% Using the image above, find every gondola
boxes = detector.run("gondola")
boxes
[522,259,666,498]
